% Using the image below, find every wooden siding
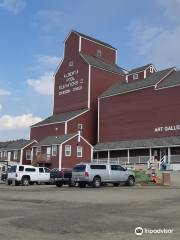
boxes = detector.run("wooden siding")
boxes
[30,122,65,141]
[61,135,91,169]
[81,37,116,64]
[99,86,180,142]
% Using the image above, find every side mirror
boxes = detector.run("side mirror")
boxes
[124,167,127,171]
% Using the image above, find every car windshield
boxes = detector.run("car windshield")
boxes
[73,165,86,172]
[9,165,17,173]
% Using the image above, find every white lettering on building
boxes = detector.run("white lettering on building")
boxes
[58,69,84,96]
[154,124,180,133]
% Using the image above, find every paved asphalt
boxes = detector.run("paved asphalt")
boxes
[0,184,180,240]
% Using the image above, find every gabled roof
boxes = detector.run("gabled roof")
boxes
[100,67,174,98]
[35,133,77,146]
[80,53,126,75]
[31,109,88,128]
[157,70,180,89]
[2,140,33,151]
[73,30,116,50]
[128,64,153,74]
[94,136,180,151]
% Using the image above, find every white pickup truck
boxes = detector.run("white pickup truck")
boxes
[7,165,50,186]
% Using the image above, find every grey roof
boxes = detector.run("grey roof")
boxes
[94,136,180,151]
[2,140,32,151]
[32,109,87,128]
[128,64,152,74]
[101,67,173,98]
[74,30,116,50]
[157,70,180,89]
[0,142,9,148]
[35,133,77,146]
[80,53,125,75]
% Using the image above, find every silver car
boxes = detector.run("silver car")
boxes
[72,163,135,188]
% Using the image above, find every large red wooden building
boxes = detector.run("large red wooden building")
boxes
[2,30,179,170]
[30,30,126,169]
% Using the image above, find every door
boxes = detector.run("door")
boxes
[38,167,46,181]
[46,147,51,162]
[110,165,127,182]
[8,152,11,162]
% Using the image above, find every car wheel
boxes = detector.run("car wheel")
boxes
[93,177,101,188]
[15,180,20,186]
[113,183,120,187]
[7,180,12,186]
[127,176,135,186]
[69,181,76,187]
[79,182,86,188]
[21,177,30,186]
[55,181,63,187]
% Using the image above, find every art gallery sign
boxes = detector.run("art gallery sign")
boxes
[154,124,180,133]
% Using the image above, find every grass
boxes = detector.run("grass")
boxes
[135,170,152,183]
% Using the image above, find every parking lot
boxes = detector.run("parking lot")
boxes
[0,184,180,240]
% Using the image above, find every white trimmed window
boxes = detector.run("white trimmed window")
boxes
[150,66,153,73]
[133,73,138,80]
[52,145,57,156]
[68,60,74,67]
[26,150,31,160]
[14,150,18,160]
[77,146,83,157]
[97,49,102,58]
[65,145,71,156]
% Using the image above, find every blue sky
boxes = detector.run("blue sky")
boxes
[0,0,180,141]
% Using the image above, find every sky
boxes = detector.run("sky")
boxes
[0,0,180,141]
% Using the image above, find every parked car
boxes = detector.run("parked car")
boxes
[7,165,50,186]
[50,168,73,187]
[72,163,135,188]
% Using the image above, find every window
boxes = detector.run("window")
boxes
[77,146,83,157]
[90,165,106,170]
[77,123,83,131]
[9,165,17,173]
[133,73,138,80]
[97,49,102,58]
[52,145,57,156]
[25,168,36,172]
[14,150,18,160]
[44,168,50,173]
[111,165,125,171]
[150,66,153,73]
[68,60,74,67]
[37,146,41,153]
[19,166,24,172]
[65,145,71,156]
[26,150,31,160]
[39,168,44,173]
[73,165,86,172]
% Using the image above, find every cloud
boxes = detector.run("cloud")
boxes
[27,72,54,96]
[36,55,60,67]
[129,0,180,68]
[0,88,11,96]
[0,0,26,15]
[34,9,67,32]
[0,104,2,111]
[0,113,42,130]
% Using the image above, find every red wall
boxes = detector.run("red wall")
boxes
[30,123,65,141]
[67,110,96,145]
[127,71,144,82]
[61,136,91,169]
[54,33,89,114]
[81,37,116,64]
[99,86,180,142]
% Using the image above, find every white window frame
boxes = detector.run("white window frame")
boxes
[77,123,83,131]
[52,145,57,156]
[68,60,74,67]
[65,145,71,157]
[26,150,32,161]
[77,146,83,158]
[97,49,102,58]
[133,73,138,80]
[150,66,153,73]
[14,150,18,160]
